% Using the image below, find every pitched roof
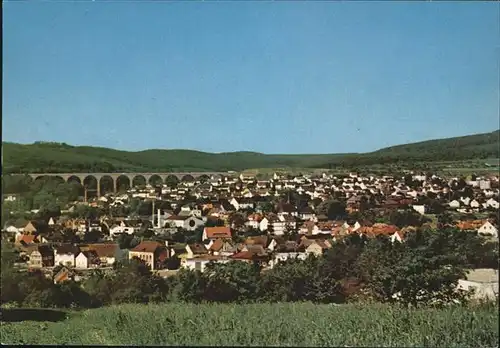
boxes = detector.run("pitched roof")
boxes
[204,226,232,239]
[208,239,224,252]
[230,250,269,261]
[188,243,209,255]
[81,250,99,260]
[55,244,80,255]
[18,234,36,245]
[87,243,119,258]
[244,235,269,247]
[130,241,164,253]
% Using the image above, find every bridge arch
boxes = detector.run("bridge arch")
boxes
[67,175,82,185]
[198,174,210,183]
[148,174,163,187]
[116,175,131,193]
[82,175,99,200]
[132,174,147,188]
[99,175,114,196]
[164,175,179,187]
[181,174,195,182]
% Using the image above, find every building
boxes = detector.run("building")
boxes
[54,244,80,267]
[202,226,232,241]
[28,245,54,268]
[129,241,168,270]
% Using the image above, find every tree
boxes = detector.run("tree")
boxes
[169,268,207,303]
[326,200,347,220]
[358,229,472,307]
[203,261,261,303]
[164,256,181,270]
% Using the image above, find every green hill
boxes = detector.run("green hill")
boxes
[2,130,498,173]
[316,130,500,168]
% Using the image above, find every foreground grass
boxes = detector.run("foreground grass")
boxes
[1,302,498,346]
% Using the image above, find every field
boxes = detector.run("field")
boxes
[1,302,498,346]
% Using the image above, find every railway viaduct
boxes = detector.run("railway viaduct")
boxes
[10,172,228,197]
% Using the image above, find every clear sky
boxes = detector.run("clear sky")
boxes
[3,1,499,154]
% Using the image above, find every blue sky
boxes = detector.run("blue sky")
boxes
[3,2,499,154]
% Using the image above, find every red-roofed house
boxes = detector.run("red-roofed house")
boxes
[129,241,168,270]
[202,226,232,241]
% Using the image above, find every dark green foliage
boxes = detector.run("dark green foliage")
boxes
[1,229,497,310]
[3,130,498,173]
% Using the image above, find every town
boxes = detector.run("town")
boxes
[2,170,499,296]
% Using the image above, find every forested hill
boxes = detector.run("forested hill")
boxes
[316,130,500,168]
[2,130,499,173]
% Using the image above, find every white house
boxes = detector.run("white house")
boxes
[486,198,499,209]
[457,268,498,300]
[470,200,481,209]
[269,251,307,268]
[259,217,269,232]
[75,250,98,269]
[109,221,138,237]
[449,200,461,209]
[477,221,498,238]
[54,245,79,267]
[411,205,426,215]
[460,197,471,206]
[183,255,230,272]
[166,216,204,231]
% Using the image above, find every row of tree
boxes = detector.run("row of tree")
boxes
[2,228,498,309]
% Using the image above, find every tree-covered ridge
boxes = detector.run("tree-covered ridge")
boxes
[2,130,498,173]
[316,130,500,168]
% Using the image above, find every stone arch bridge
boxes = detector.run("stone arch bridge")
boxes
[12,172,228,197]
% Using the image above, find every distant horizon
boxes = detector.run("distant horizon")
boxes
[3,2,499,153]
[4,128,498,155]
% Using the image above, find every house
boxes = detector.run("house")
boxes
[202,226,232,241]
[412,205,426,215]
[277,203,298,217]
[265,215,297,236]
[54,244,80,267]
[457,268,499,300]
[246,213,262,229]
[28,245,54,268]
[185,243,209,258]
[75,250,100,269]
[298,206,316,221]
[23,221,48,235]
[486,198,499,209]
[166,215,205,231]
[477,221,498,238]
[456,220,487,231]
[207,239,238,256]
[183,255,230,272]
[269,242,307,268]
[87,243,119,266]
[129,241,169,270]
[3,221,25,235]
[299,221,320,235]
[53,266,77,284]
[230,250,270,265]
[390,229,408,243]
[300,239,331,256]
[346,196,361,213]
[230,198,255,211]
[16,233,48,246]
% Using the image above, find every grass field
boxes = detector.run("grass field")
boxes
[1,302,498,346]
